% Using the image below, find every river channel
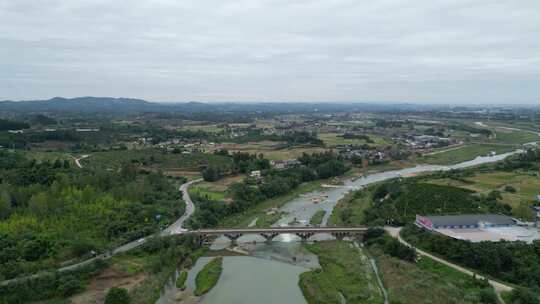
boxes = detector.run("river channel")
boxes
[157,150,523,304]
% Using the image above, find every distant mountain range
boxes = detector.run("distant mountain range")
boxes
[0,96,448,114]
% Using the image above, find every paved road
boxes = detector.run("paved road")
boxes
[165,178,202,235]
[385,227,513,303]
[0,178,202,287]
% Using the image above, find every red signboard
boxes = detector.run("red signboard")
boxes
[416,215,433,230]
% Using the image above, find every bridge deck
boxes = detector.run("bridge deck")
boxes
[186,227,368,235]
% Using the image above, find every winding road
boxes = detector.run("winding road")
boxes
[165,178,202,235]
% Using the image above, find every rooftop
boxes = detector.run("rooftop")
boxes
[425,214,515,227]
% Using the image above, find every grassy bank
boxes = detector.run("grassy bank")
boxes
[328,187,374,227]
[194,257,223,296]
[309,210,326,226]
[255,211,285,228]
[299,241,383,304]
[175,270,188,289]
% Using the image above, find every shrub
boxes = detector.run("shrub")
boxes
[56,275,83,297]
[104,287,131,304]
[504,185,517,193]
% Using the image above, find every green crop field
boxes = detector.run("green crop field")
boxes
[492,129,540,145]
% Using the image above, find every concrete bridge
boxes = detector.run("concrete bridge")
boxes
[185,227,369,243]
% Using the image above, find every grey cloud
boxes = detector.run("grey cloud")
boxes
[0,0,539,104]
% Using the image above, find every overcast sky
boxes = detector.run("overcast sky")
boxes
[1,0,539,104]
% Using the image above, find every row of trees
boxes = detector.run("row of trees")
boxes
[0,119,30,131]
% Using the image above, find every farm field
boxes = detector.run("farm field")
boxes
[417,144,516,165]
[80,149,231,172]
[491,129,540,145]
[221,141,329,160]
[180,124,224,133]
[317,132,389,148]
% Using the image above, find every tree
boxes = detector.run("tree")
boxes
[104,287,131,304]
[0,190,12,219]
[504,185,517,193]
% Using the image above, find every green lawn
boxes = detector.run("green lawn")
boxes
[189,187,227,201]
[194,257,223,296]
[299,241,383,304]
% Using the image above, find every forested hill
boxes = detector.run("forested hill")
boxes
[0,97,159,113]
[0,97,442,114]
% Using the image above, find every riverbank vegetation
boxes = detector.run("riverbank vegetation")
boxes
[328,187,373,227]
[119,235,204,304]
[194,257,223,296]
[299,241,383,304]
[175,270,188,289]
[309,210,326,226]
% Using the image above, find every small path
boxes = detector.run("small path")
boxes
[70,154,90,168]
[355,241,389,304]
[385,227,512,304]
[369,259,389,304]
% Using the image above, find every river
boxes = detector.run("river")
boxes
[157,150,523,304]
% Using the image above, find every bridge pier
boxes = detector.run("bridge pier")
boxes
[331,232,351,241]
[296,232,314,242]
[224,233,243,245]
[260,232,278,243]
